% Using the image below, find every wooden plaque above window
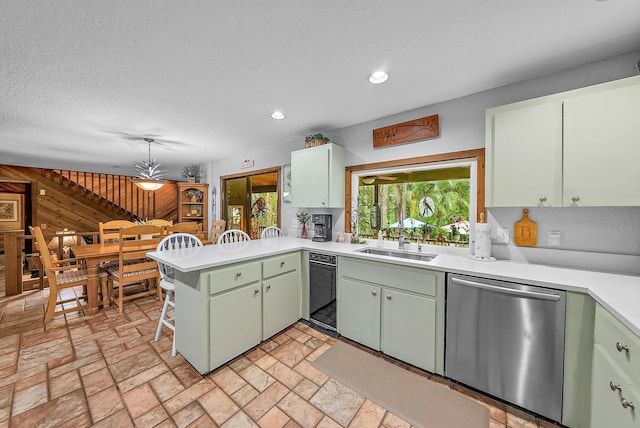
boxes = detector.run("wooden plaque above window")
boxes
[372,114,439,148]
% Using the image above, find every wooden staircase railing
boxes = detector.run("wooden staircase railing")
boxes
[44,169,158,220]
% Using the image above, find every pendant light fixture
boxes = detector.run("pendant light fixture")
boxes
[132,138,168,191]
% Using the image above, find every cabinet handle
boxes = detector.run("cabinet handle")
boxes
[610,381,622,392]
[539,197,547,203]
[386,295,392,300]
[235,272,242,279]
[280,261,285,268]
[571,196,580,203]
[254,289,260,294]
[616,342,630,353]
[621,398,635,410]
[371,291,377,296]
[266,284,271,290]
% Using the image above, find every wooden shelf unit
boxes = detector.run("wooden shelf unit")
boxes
[177,182,209,239]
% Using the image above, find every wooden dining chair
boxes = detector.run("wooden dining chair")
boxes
[107,225,163,313]
[218,229,251,244]
[30,226,106,322]
[261,226,285,239]
[99,220,135,243]
[155,233,203,356]
[169,222,201,237]
[210,219,226,244]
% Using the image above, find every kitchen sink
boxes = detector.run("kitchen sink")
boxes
[355,247,437,262]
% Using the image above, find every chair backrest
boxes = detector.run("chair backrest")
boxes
[99,220,135,244]
[147,219,173,227]
[169,222,201,236]
[156,233,203,282]
[218,229,251,244]
[29,226,54,272]
[117,225,163,283]
[261,226,284,239]
[210,219,226,243]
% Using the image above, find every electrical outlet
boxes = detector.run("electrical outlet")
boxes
[548,231,562,247]
[40,189,46,195]
[495,228,509,244]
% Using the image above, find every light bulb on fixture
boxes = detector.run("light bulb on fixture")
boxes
[270,111,285,120]
[132,138,168,191]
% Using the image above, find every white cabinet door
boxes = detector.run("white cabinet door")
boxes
[209,283,262,370]
[382,288,436,372]
[563,81,640,206]
[340,278,381,350]
[263,270,300,340]
[487,102,562,207]
[291,143,345,208]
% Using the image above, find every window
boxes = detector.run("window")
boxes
[345,149,485,248]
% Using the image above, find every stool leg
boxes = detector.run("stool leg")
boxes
[155,289,171,342]
[171,329,177,357]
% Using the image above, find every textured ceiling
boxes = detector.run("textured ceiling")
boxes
[1,1,640,176]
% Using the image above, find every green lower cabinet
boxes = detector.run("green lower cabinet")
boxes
[382,288,436,371]
[210,283,262,370]
[263,270,300,339]
[340,278,381,350]
[590,344,640,427]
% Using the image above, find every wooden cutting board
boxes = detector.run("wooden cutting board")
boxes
[514,209,537,246]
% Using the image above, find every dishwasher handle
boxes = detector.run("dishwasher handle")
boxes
[451,277,561,302]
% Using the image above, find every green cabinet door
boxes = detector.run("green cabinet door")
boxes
[591,345,640,427]
[340,278,381,350]
[382,288,436,372]
[263,270,301,340]
[210,283,262,370]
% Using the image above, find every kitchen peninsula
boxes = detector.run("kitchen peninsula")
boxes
[149,236,640,427]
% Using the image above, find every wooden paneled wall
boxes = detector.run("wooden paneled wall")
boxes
[0,165,178,250]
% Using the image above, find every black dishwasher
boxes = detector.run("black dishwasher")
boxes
[309,252,337,331]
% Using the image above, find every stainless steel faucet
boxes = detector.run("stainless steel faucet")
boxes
[398,211,407,250]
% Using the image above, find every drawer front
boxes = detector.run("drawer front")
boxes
[591,345,640,428]
[263,252,300,279]
[594,304,640,385]
[341,257,439,296]
[208,261,262,295]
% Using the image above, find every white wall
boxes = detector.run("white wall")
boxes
[211,50,640,273]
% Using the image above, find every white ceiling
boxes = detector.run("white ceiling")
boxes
[1,1,639,176]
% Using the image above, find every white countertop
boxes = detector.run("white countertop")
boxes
[148,236,640,337]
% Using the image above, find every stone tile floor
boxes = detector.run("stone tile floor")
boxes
[0,287,562,427]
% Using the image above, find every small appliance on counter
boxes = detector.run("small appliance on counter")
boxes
[311,214,332,242]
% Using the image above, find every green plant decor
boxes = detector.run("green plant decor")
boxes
[305,133,330,143]
[182,164,203,182]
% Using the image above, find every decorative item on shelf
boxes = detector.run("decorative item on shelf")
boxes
[186,188,203,202]
[132,138,168,191]
[296,211,310,239]
[190,205,202,217]
[182,164,203,183]
[305,133,330,148]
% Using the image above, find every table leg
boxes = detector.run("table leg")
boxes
[85,261,101,314]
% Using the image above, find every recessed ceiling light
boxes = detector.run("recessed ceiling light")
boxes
[270,111,285,120]
[369,71,389,84]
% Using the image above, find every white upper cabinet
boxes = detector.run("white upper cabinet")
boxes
[487,101,562,207]
[486,75,640,207]
[291,143,345,208]
[563,81,640,207]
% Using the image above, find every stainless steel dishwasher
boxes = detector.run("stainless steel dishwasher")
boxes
[445,273,566,423]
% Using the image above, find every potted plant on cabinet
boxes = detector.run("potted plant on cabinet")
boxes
[305,133,330,148]
[182,164,203,183]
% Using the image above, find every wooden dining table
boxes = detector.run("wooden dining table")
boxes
[71,243,122,313]
[72,238,213,314]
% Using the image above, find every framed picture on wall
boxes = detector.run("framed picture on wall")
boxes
[282,164,291,202]
[0,193,24,231]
